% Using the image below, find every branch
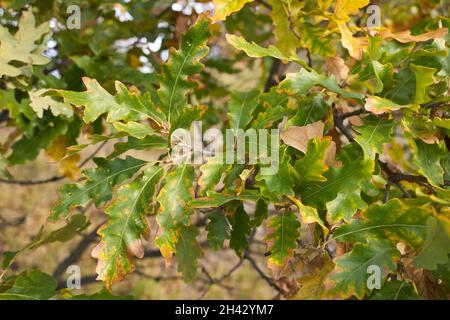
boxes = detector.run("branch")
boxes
[0,110,9,123]
[264,58,283,92]
[421,101,450,109]
[78,141,108,168]
[0,175,64,185]
[53,226,100,281]
[332,104,445,194]
[243,252,282,294]
[256,0,271,10]
[341,109,366,119]
[0,141,108,186]
[197,260,244,299]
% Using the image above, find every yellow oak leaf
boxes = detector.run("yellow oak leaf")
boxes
[334,0,369,21]
[211,0,255,21]
[46,135,68,161]
[338,22,368,60]
[60,154,80,180]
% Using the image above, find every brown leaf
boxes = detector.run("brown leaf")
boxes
[379,28,448,43]
[281,121,324,153]
[411,269,445,299]
[326,56,349,85]
[325,141,342,168]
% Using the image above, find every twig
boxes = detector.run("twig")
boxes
[243,252,282,294]
[0,175,64,185]
[78,141,108,168]
[420,101,450,109]
[306,49,312,68]
[0,140,107,186]
[383,179,392,203]
[197,259,244,299]
[264,58,283,92]
[332,104,443,196]
[256,0,272,10]
[53,225,100,281]
[341,109,366,119]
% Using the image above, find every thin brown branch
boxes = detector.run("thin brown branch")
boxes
[53,225,100,281]
[264,58,283,92]
[332,104,445,195]
[341,109,366,119]
[243,252,282,294]
[0,175,64,185]
[78,141,108,168]
[256,0,272,10]
[0,140,108,186]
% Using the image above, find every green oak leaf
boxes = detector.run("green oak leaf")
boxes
[414,216,450,270]
[410,63,436,104]
[227,90,260,134]
[287,93,331,127]
[300,144,374,209]
[326,189,367,224]
[326,239,400,299]
[332,199,430,249]
[176,224,203,282]
[252,199,268,227]
[53,78,151,124]
[230,206,251,256]
[155,164,195,262]
[268,0,300,56]
[158,15,210,127]
[411,139,445,186]
[109,135,167,159]
[252,106,294,129]
[93,166,163,289]
[112,121,154,139]
[256,146,294,197]
[370,280,421,300]
[189,190,261,208]
[206,210,231,250]
[278,68,364,100]
[198,154,231,196]
[354,115,395,159]
[0,270,57,300]
[293,137,331,186]
[226,34,297,61]
[51,156,146,220]
[364,96,413,115]
[265,212,300,278]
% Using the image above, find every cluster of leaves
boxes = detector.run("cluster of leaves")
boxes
[0,0,449,300]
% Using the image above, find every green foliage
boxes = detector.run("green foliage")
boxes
[265,212,301,277]
[94,167,163,288]
[1,0,449,300]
